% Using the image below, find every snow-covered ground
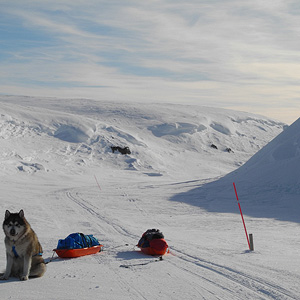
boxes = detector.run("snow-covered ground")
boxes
[0,95,299,299]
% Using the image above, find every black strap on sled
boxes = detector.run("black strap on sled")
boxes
[79,233,92,248]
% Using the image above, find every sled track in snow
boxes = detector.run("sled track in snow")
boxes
[58,188,298,299]
[65,190,139,242]
[170,247,298,300]
[64,189,163,300]
[92,252,149,300]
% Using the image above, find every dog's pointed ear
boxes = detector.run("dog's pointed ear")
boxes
[5,210,10,219]
[19,209,24,218]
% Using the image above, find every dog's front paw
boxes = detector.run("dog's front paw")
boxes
[0,274,9,280]
[20,275,28,281]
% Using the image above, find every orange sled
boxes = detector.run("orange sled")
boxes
[54,245,103,258]
[138,239,168,256]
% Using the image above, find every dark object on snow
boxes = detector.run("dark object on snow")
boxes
[226,147,233,153]
[137,229,168,256]
[111,146,131,155]
[211,144,218,149]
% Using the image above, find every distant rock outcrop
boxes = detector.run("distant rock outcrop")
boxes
[111,146,131,155]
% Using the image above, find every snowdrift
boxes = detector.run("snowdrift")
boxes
[0,95,285,180]
[172,118,300,222]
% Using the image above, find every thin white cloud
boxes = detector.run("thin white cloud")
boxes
[1,1,300,124]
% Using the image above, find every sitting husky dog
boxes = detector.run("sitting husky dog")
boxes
[0,210,46,280]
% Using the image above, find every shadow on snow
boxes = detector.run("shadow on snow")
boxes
[170,173,300,223]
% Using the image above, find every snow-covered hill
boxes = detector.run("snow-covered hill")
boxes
[1,95,299,300]
[0,95,285,179]
[172,117,300,222]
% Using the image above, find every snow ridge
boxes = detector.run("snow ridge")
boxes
[0,96,285,178]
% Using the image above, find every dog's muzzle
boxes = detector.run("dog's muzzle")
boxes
[10,228,16,236]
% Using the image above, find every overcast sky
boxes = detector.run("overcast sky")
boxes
[1,0,300,124]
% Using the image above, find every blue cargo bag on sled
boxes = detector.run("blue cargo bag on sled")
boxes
[57,233,100,249]
[54,233,103,258]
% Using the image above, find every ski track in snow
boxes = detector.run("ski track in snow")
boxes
[65,190,139,242]
[170,248,298,300]
[47,187,209,299]
[44,185,298,300]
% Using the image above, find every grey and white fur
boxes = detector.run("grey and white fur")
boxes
[0,210,46,280]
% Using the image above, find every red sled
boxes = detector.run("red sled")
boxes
[53,245,103,258]
[138,239,169,256]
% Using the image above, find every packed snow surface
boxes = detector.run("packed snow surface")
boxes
[0,95,299,300]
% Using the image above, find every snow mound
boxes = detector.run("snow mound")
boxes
[148,122,206,137]
[17,162,46,173]
[210,122,231,135]
[232,117,300,186]
[172,118,300,222]
[53,125,90,143]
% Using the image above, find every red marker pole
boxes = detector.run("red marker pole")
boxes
[233,182,251,250]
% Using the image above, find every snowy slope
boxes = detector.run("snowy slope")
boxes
[0,95,285,179]
[173,117,300,222]
[1,96,300,300]
[232,117,300,187]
